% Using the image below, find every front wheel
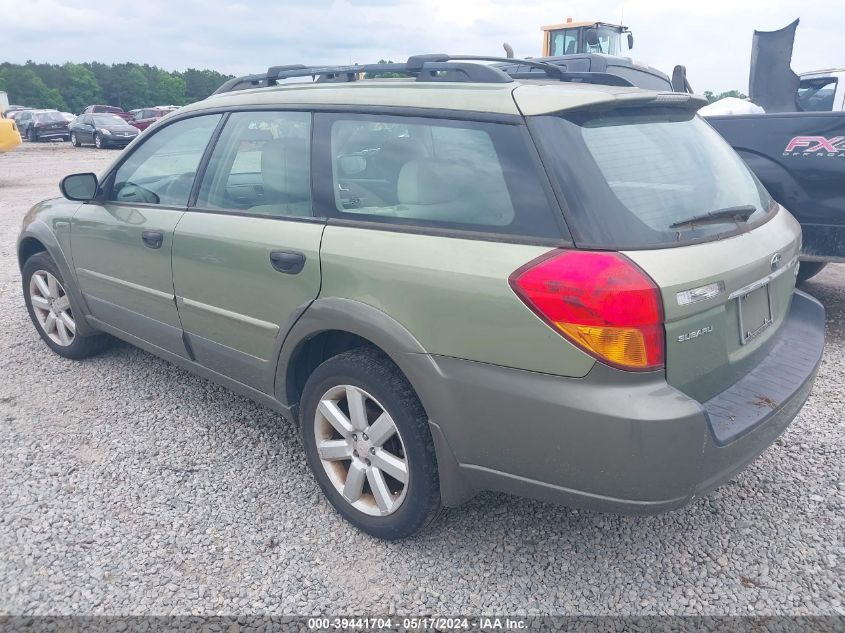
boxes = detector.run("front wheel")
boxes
[94,133,103,149]
[797,261,827,284]
[22,252,112,359]
[300,347,441,540]
[70,132,81,147]
[27,128,37,142]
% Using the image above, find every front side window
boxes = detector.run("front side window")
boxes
[195,111,312,217]
[324,114,561,239]
[109,114,221,207]
[531,108,774,248]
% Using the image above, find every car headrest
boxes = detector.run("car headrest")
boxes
[261,137,310,201]
[397,159,463,206]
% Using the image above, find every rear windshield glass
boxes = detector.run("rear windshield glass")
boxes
[92,114,127,126]
[34,112,65,122]
[530,108,773,248]
[798,77,837,112]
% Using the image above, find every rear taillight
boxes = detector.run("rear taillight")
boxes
[509,250,665,371]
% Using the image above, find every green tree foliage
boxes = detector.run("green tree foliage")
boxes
[59,63,101,113]
[0,61,232,112]
[704,89,749,103]
[364,60,409,79]
[0,65,66,110]
[183,68,231,103]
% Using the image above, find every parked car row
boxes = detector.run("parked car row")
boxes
[1,104,180,148]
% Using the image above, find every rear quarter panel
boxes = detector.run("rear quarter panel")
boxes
[318,226,597,377]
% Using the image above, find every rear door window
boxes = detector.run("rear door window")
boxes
[317,113,563,239]
[194,110,312,217]
[529,108,774,248]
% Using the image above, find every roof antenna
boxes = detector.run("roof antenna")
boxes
[503,42,514,59]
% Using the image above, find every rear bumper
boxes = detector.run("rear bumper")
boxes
[428,290,825,511]
[33,129,69,140]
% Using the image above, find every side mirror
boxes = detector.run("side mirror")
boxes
[61,172,98,202]
[627,32,634,49]
[585,28,599,46]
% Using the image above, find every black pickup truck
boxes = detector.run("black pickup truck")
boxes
[707,111,845,281]
[496,24,843,281]
[706,20,844,282]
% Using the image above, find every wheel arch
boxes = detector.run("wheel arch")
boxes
[18,224,98,336]
[274,297,473,507]
[275,297,434,420]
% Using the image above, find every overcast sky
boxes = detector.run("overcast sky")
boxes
[1,0,842,93]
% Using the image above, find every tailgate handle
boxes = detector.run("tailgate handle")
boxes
[270,250,306,274]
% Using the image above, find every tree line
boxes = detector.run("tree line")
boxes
[0,62,234,113]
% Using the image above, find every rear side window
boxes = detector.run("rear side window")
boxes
[320,113,562,239]
[530,108,774,248]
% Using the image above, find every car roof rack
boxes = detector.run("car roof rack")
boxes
[211,54,636,94]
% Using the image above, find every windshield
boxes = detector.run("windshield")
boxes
[590,27,623,55]
[797,77,837,112]
[93,114,127,126]
[530,108,773,248]
[34,112,65,122]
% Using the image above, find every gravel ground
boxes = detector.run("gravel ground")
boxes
[0,142,842,616]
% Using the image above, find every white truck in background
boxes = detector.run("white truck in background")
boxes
[798,69,845,112]
[0,91,9,115]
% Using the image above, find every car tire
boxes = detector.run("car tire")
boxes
[27,128,37,142]
[797,261,827,284]
[300,347,441,540]
[94,133,104,149]
[70,132,81,147]
[22,252,112,360]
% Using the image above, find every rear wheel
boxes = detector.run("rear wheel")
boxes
[300,347,441,540]
[22,252,112,359]
[797,261,827,284]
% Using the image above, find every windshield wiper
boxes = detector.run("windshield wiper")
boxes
[669,205,757,230]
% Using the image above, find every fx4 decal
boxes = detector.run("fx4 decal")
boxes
[784,136,845,156]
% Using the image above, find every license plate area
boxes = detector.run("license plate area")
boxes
[737,284,773,345]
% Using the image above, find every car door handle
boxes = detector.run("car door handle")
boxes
[269,250,306,274]
[141,229,164,249]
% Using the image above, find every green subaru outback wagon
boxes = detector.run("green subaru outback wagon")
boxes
[18,56,825,539]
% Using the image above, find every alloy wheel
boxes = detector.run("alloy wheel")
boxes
[94,134,102,149]
[29,270,76,346]
[314,384,409,516]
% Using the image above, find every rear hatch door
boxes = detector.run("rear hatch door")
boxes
[524,98,802,401]
[625,209,800,402]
